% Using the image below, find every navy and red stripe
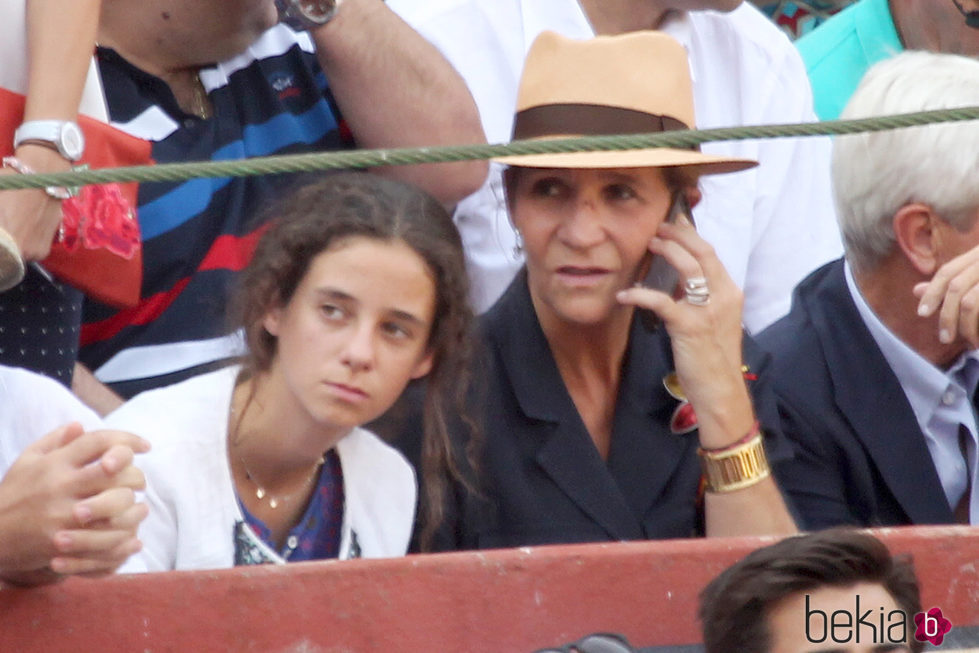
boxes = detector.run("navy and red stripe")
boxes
[80,26,354,391]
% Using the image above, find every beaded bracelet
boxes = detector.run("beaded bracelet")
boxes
[700,420,761,455]
[2,156,74,200]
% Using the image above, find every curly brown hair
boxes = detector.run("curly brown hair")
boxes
[231,172,475,548]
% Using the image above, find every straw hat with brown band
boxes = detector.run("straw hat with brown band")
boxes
[495,30,758,176]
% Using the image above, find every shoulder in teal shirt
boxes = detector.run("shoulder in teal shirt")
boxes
[797,0,904,120]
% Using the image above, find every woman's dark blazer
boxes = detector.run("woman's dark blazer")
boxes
[431,273,793,551]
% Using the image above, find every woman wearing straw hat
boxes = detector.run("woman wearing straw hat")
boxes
[432,30,798,549]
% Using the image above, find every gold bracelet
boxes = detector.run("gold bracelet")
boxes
[698,432,770,493]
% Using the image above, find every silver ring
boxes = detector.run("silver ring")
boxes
[684,277,708,293]
[684,276,710,306]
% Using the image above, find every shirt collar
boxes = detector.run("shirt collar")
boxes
[659,11,698,86]
[844,261,979,429]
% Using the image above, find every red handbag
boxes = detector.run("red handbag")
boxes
[0,86,153,308]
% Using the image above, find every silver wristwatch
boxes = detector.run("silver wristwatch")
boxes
[274,0,342,31]
[13,120,85,162]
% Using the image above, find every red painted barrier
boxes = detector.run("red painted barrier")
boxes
[1,526,976,652]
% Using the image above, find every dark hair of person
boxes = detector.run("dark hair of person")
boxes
[698,529,923,653]
[230,172,477,549]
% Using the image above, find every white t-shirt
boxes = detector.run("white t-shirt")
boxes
[389,0,843,332]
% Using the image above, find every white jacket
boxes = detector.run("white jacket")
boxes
[108,366,416,572]
[0,365,102,474]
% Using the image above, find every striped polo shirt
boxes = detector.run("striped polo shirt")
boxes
[81,25,353,396]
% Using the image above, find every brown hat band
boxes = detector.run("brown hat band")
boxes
[512,103,692,144]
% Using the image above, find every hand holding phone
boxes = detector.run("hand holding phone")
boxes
[639,191,694,331]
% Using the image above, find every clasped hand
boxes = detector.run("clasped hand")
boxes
[0,423,150,585]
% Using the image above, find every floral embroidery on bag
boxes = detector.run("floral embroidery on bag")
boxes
[59,182,139,259]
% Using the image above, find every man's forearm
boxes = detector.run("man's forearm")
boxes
[311,0,487,206]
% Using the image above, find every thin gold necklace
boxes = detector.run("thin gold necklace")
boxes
[238,453,325,510]
[229,380,324,510]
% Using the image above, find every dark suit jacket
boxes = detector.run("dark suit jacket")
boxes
[758,259,956,529]
[433,272,790,550]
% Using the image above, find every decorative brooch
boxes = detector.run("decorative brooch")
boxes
[664,365,758,435]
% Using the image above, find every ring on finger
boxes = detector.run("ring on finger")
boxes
[684,277,711,306]
[684,277,708,293]
[686,292,711,306]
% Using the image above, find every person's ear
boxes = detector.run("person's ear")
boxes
[893,203,941,276]
[262,306,283,337]
[683,186,703,210]
[410,349,435,380]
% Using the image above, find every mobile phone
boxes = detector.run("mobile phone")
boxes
[638,192,694,331]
